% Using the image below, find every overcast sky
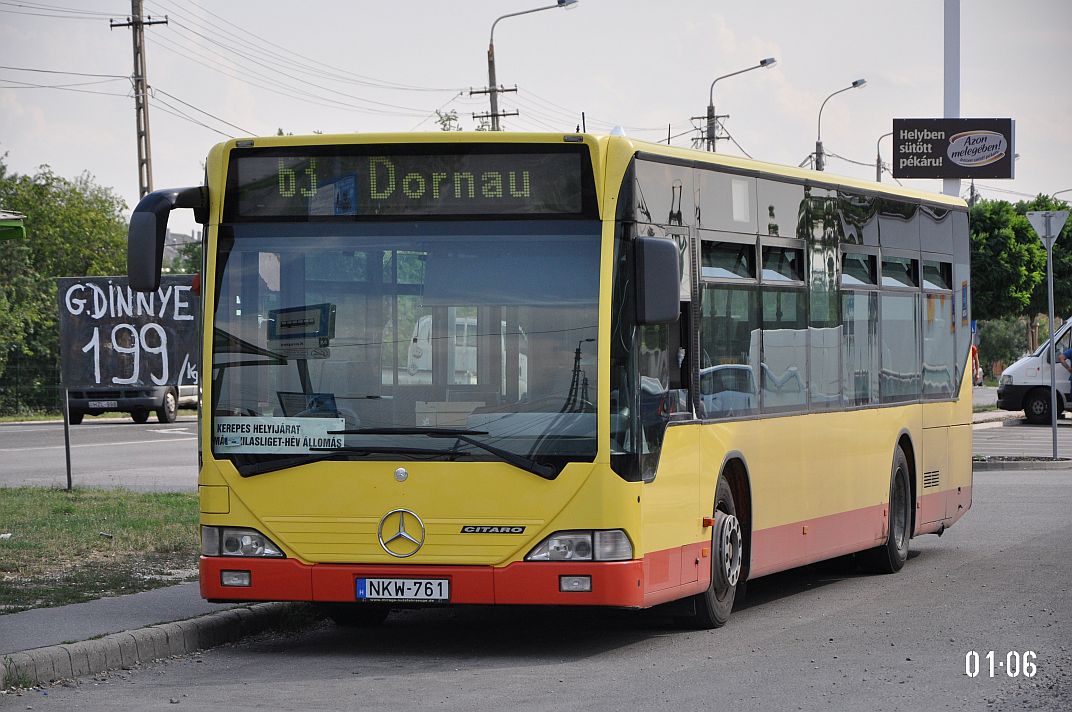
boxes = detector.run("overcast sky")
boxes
[2,0,1069,238]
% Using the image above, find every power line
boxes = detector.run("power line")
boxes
[0,64,127,79]
[145,30,429,119]
[719,126,753,159]
[152,87,254,135]
[0,8,111,20]
[146,0,464,94]
[973,183,1042,199]
[0,78,129,96]
[152,96,233,138]
[162,18,433,114]
[0,1,121,16]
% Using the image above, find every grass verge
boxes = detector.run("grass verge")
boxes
[0,487,199,614]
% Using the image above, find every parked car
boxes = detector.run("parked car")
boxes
[66,384,197,424]
[997,318,1072,424]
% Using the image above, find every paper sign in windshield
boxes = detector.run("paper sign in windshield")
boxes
[213,417,345,454]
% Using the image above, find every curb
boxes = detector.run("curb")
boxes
[972,459,1072,471]
[1,602,298,689]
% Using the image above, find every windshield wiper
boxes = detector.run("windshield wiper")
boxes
[234,446,462,477]
[329,427,557,479]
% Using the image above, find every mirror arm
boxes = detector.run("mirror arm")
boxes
[128,186,207,292]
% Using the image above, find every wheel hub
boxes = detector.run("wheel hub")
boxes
[715,513,742,588]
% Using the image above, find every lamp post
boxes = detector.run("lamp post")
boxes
[815,78,867,171]
[705,57,776,152]
[486,0,578,131]
[1053,188,1072,203]
[875,131,892,182]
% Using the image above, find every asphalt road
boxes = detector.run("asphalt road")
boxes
[16,467,1070,712]
[0,415,198,491]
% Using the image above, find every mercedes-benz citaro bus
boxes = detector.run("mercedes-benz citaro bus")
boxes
[127,132,973,629]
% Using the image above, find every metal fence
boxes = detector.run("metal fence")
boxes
[0,350,62,415]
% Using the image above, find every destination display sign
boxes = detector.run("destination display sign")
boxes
[892,118,1015,179]
[227,145,592,219]
[57,275,199,390]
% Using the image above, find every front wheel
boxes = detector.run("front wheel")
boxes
[68,410,84,425]
[861,446,911,573]
[680,475,741,629]
[1023,389,1062,425]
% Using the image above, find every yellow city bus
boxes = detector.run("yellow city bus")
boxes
[128,132,972,628]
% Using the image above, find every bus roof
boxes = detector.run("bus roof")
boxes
[205,131,967,213]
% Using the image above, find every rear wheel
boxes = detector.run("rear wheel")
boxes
[680,475,741,629]
[861,446,911,573]
[156,388,178,423]
[319,603,391,627]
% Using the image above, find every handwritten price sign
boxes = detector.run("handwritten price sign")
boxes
[57,276,200,390]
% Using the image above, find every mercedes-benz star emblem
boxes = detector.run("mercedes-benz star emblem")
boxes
[377,508,425,558]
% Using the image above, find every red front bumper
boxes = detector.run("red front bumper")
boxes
[200,556,646,607]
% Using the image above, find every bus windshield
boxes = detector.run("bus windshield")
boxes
[210,219,600,476]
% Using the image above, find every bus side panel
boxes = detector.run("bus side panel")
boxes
[699,415,809,578]
[705,408,919,580]
[918,363,974,533]
[919,425,950,526]
[946,361,975,524]
[945,423,973,523]
[640,424,708,604]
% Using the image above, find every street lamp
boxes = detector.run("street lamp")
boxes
[815,78,867,171]
[705,57,777,152]
[1053,188,1072,203]
[485,0,579,131]
[875,131,892,182]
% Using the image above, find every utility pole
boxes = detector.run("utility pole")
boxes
[470,84,518,131]
[111,0,167,198]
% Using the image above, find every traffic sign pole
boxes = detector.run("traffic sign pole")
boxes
[1027,210,1070,460]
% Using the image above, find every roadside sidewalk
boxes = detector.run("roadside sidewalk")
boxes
[0,582,300,688]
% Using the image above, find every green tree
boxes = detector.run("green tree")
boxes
[970,199,1043,321]
[0,158,127,412]
[1020,195,1072,326]
[169,239,202,274]
[969,195,1072,350]
[435,109,462,132]
[977,316,1028,377]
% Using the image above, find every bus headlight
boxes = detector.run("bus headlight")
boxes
[525,530,633,561]
[999,374,1013,386]
[201,526,284,557]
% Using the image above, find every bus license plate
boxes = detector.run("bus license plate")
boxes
[356,578,449,602]
[88,400,118,409]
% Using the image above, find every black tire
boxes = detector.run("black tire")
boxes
[861,446,911,574]
[68,410,84,425]
[156,388,178,423]
[679,475,741,629]
[131,410,150,424]
[318,603,391,627]
[1023,389,1055,425]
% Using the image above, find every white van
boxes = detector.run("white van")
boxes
[997,318,1072,423]
[405,314,527,394]
[406,314,477,382]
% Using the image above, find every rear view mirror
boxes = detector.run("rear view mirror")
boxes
[635,236,680,325]
[128,186,207,292]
